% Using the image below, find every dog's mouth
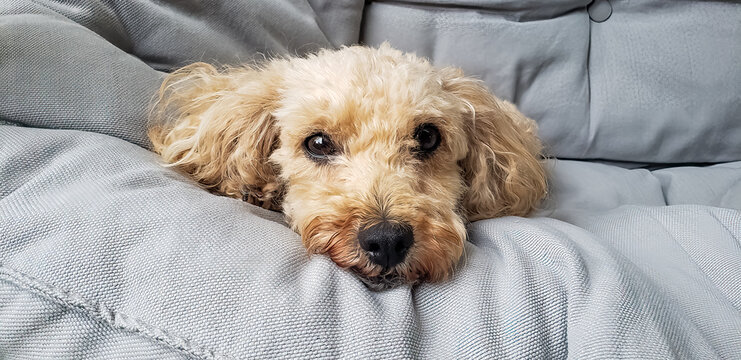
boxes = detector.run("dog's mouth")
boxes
[302,216,449,289]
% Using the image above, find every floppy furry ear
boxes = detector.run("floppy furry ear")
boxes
[442,68,547,221]
[148,62,284,210]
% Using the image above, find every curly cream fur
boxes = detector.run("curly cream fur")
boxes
[149,44,547,286]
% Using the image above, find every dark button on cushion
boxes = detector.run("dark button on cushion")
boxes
[588,0,613,23]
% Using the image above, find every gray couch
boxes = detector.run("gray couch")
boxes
[1,1,739,358]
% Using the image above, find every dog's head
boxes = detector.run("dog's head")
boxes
[149,44,546,288]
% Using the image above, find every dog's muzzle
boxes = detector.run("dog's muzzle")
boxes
[357,221,414,268]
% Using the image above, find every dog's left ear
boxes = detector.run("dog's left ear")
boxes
[441,68,547,221]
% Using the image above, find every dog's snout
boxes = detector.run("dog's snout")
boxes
[358,221,414,268]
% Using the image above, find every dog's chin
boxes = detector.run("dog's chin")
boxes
[351,267,417,290]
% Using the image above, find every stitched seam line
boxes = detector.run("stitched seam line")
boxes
[0,265,233,360]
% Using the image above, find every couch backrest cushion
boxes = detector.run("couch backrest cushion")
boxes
[362,0,741,163]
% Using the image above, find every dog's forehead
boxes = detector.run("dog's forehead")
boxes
[275,48,462,135]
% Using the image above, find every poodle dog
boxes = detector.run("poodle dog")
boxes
[148,44,547,288]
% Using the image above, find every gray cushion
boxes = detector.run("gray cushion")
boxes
[2,1,741,358]
[0,0,362,147]
[2,126,740,358]
[362,0,741,163]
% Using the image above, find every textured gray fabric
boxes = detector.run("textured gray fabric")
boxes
[1,126,740,358]
[537,160,741,214]
[362,0,741,163]
[0,269,192,359]
[653,162,741,209]
[0,0,362,148]
[2,0,741,359]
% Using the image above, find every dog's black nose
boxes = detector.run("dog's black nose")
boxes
[357,221,414,268]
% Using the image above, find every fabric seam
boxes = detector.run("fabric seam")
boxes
[0,265,233,360]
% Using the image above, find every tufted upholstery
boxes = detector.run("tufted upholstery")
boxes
[362,0,741,163]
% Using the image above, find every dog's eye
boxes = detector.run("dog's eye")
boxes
[414,123,441,157]
[304,133,338,161]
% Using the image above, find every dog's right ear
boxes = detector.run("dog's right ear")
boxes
[148,62,284,210]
